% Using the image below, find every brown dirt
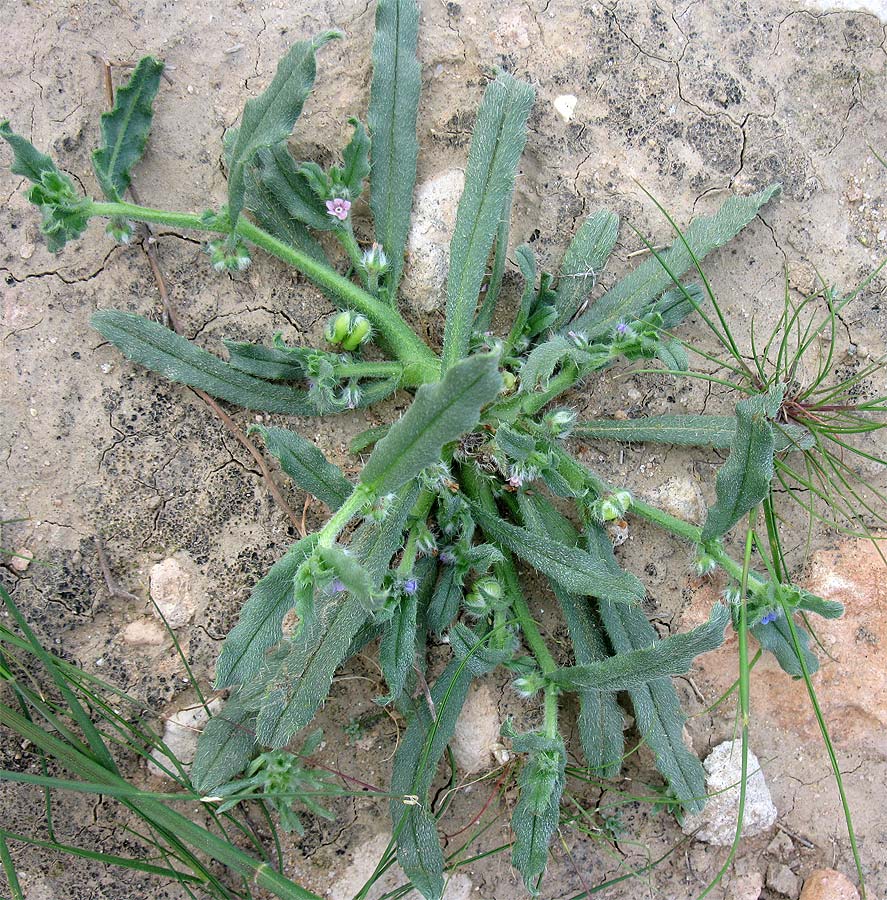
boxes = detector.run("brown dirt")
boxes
[2,1,886,899]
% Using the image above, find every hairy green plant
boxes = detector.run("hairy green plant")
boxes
[2,1,882,898]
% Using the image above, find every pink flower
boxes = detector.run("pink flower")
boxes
[507,473,524,489]
[325,197,351,221]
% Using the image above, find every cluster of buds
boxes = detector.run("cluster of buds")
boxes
[360,242,388,276]
[206,236,251,272]
[106,216,134,244]
[464,576,507,618]
[512,670,547,699]
[692,544,719,576]
[590,489,632,522]
[367,492,397,523]
[542,407,577,440]
[324,310,373,352]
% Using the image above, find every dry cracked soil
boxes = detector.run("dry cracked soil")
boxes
[1,1,887,899]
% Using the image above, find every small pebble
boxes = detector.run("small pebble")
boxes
[10,548,33,573]
[19,242,35,260]
[799,869,860,900]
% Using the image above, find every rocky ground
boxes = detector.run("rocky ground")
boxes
[1,0,886,899]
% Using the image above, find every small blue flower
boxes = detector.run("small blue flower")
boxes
[330,578,346,594]
[615,322,630,335]
[403,578,418,595]
[759,610,779,625]
[439,550,456,565]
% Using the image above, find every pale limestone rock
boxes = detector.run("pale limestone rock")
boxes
[646,476,706,524]
[148,698,222,778]
[767,862,801,900]
[400,169,464,313]
[450,683,504,774]
[730,871,764,900]
[149,552,202,628]
[681,740,777,845]
[799,869,860,900]
[554,94,578,122]
[10,547,32,573]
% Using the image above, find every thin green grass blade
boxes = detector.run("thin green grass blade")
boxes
[569,184,780,340]
[92,311,316,414]
[91,56,164,200]
[441,73,534,370]
[368,0,421,296]
[227,31,338,225]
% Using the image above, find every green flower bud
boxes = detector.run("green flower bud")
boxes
[206,237,251,272]
[512,671,546,698]
[324,311,372,350]
[360,242,389,274]
[543,407,577,439]
[106,216,134,244]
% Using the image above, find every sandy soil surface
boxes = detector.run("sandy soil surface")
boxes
[2,1,886,898]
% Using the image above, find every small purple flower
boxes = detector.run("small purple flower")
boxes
[439,550,456,565]
[759,610,779,625]
[325,197,351,221]
[615,322,630,335]
[403,578,418,595]
[330,578,346,594]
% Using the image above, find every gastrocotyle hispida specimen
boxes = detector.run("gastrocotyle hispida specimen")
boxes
[3,1,883,897]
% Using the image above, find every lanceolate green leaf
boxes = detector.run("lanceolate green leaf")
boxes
[361,353,502,495]
[91,56,164,201]
[191,685,261,794]
[253,144,333,232]
[340,117,371,198]
[470,504,644,604]
[548,603,728,691]
[227,31,338,225]
[441,72,535,370]
[368,0,421,296]
[751,615,818,677]
[215,537,317,688]
[317,545,375,605]
[223,339,308,382]
[701,390,779,542]
[553,209,619,328]
[569,184,780,339]
[92,311,316,415]
[426,563,462,634]
[553,587,624,777]
[256,594,368,747]
[597,592,707,813]
[509,731,566,895]
[576,414,813,453]
[253,425,352,511]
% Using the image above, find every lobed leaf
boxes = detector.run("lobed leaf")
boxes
[253,425,352,511]
[1,120,58,182]
[470,503,644,604]
[441,72,535,370]
[509,731,566,895]
[360,353,502,496]
[91,56,164,201]
[576,414,814,452]
[701,389,780,542]
[215,537,317,689]
[368,0,421,296]
[569,184,781,340]
[553,210,619,328]
[227,31,338,225]
[549,603,729,692]
[92,311,316,415]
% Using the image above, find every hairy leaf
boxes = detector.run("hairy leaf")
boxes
[519,335,590,392]
[597,585,707,813]
[570,184,780,339]
[361,353,502,495]
[223,339,308,382]
[553,210,619,328]
[441,72,534,369]
[191,685,261,794]
[554,587,624,777]
[426,564,463,634]
[751,615,818,677]
[253,425,352,511]
[506,244,537,343]
[349,482,421,580]
[449,622,514,676]
[655,339,689,372]
[0,120,58,182]
[215,537,317,689]
[509,731,566,894]
[379,560,434,704]
[91,56,164,200]
[227,31,338,225]
[256,594,368,747]
[576,414,814,452]
[649,283,705,329]
[340,117,370,198]
[254,144,333,232]
[470,503,644,603]
[701,390,779,542]
[368,0,421,296]
[349,423,391,454]
[797,592,844,619]
[549,603,728,691]
[317,545,375,606]
[92,311,316,414]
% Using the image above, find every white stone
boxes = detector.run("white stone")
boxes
[147,698,222,778]
[646,476,707,524]
[681,740,777,845]
[400,169,465,313]
[10,548,32,573]
[554,94,578,123]
[149,552,202,628]
[450,684,503,774]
